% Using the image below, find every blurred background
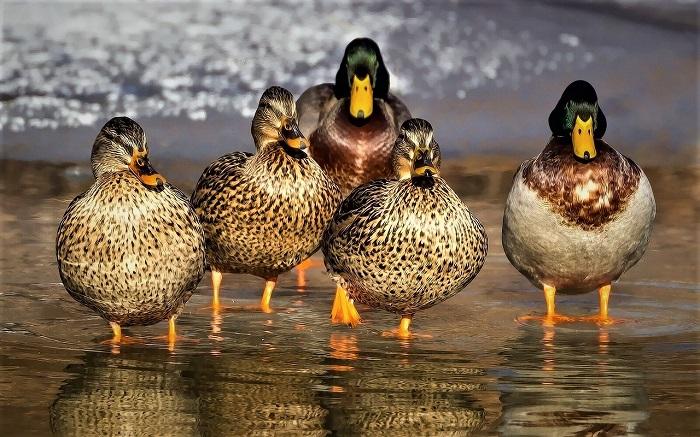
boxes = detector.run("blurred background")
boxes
[1,0,697,173]
[1,1,698,436]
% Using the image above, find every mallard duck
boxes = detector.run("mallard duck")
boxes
[322,118,488,337]
[297,37,412,195]
[56,117,206,347]
[191,86,342,313]
[502,80,656,324]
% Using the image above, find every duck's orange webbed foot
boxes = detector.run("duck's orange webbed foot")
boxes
[517,313,577,327]
[382,315,432,339]
[152,316,196,352]
[330,285,361,327]
[100,322,143,353]
[578,284,626,326]
[517,284,576,327]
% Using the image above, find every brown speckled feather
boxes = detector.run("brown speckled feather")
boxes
[323,177,488,315]
[191,145,342,278]
[56,173,206,326]
[521,137,642,230]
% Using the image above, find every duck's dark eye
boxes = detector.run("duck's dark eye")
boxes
[588,129,591,134]
[283,122,291,131]
[578,128,582,135]
[137,158,144,166]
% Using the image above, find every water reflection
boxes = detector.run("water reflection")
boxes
[50,349,198,436]
[318,332,489,435]
[186,347,328,435]
[498,325,648,435]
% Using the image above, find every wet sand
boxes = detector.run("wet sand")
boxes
[0,158,697,435]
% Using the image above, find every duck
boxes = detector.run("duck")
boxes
[56,117,206,348]
[191,86,342,313]
[297,37,412,195]
[322,118,488,337]
[502,80,656,325]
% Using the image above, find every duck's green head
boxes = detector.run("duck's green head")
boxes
[91,116,166,191]
[334,37,390,120]
[548,80,607,162]
[252,86,309,153]
[392,118,442,181]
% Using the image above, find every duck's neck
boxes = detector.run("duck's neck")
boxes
[250,143,308,173]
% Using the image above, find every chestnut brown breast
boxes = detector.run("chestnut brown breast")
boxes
[309,99,398,195]
[521,137,642,231]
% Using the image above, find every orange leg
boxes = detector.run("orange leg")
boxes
[599,284,611,320]
[296,257,323,290]
[330,285,361,327]
[580,284,621,325]
[260,277,277,313]
[110,322,122,343]
[398,316,412,338]
[518,284,574,326]
[167,316,176,352]
[381,315,432,339]
[211,269,223,310]
[101,322,140,350]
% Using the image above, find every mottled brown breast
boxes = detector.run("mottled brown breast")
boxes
[309,99,398,194]
[522,137,641,230]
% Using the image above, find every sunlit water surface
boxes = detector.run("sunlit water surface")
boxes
[0,160,697,436]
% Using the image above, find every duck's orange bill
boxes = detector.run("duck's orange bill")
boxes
[129,152,166,189]
[281,119,309,149]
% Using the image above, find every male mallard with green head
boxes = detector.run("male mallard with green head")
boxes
[502,80,656,325]
[56,117,206,348]
[297,37,411,195]
[322,119,488,337]
[191,86,342,313]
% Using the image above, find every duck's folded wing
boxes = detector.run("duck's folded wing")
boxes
[296,83,336,137]
[386,92,412,127]
[190,151,252,207]
[324,179,393,239]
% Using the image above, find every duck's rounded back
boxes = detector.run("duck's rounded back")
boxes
[322,118,488,334]
[56,117,205,331]
[191,86,342,311]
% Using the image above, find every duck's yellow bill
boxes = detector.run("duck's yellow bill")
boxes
[350,74,373,119]
[572,115,596,161]
[129,153,166,189]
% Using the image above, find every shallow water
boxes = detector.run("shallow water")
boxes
[0,159,697,436]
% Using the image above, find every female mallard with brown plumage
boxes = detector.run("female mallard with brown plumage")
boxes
[502,80,656,325]
[297,37,411,195]
[56,117,206,348]
[322,119,488,337]
[191,86,342,313]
